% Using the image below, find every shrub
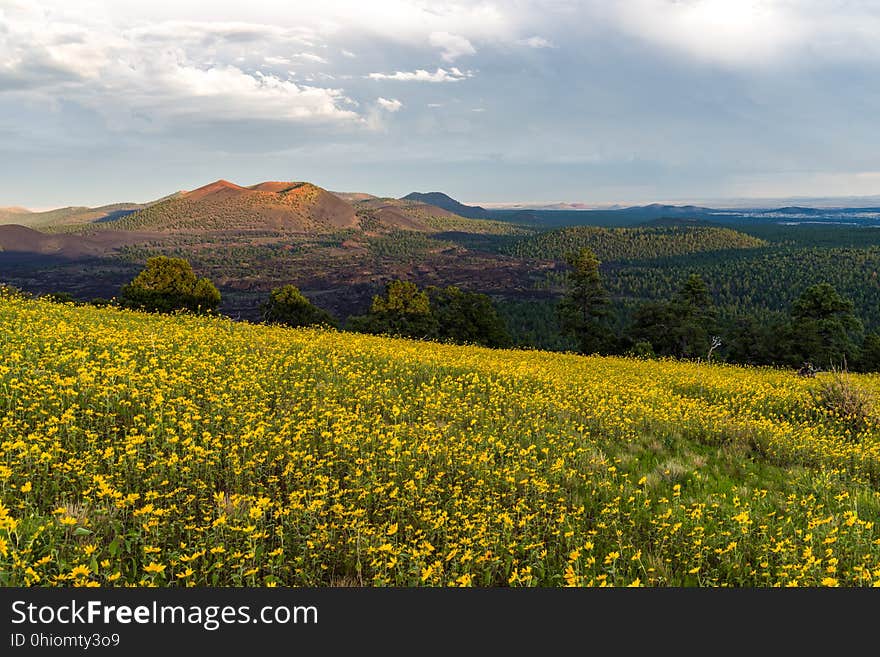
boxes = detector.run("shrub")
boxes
[261,285,337,328]
[0,284,25,300]
[811,367,876,439]
[42,292,76,304]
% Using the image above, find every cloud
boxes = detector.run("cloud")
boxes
[148,65,359,123]
[341,49,356,58]
[607,0,806,67]
[517,35,554,49]
[291,52,329,64]
[0,4,359,128]
[377,97,403,112]
[126,20,311,46]
[367,67,473,82]
[429,31,476,62]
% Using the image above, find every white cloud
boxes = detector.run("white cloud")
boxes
[377,97,403,112]
[341,49,356,58]
[517,35,554,49]
[111,61,361,126]
[368,67,473,82]
[292,52,329,64]
[429,31,476,62]
[0,4,359,128]
[607,0,806,67]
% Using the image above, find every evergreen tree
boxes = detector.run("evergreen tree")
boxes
[631,274,716,359]
[789,283,862,368]
[261,285,337,328]
[558,248,613,354]
[348,280,439,339]
[428,286,511,347]
[120,256,220,314]
[859,333,880,372]
[725,313,788,366]
[671,274,717,358]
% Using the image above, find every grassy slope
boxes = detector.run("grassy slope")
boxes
[0,296,878,586]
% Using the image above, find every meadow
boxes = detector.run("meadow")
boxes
[1,293,879,586]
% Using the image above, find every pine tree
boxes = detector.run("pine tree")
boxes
[261,285,336,328]
[120,256,220,314]
[558,248,613,354]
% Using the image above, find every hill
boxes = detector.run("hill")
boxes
[109,179,359,233]
[503,225,767,261]
[0,203,145,229]
[402,191,491,219]
[1,294,878,587]
[644,217,724,228]
[0,224,108,257]
[354,197,527,235]
[331,191,379,203]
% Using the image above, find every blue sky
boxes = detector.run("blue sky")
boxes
[3,0,880,208]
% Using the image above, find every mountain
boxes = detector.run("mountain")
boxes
[401,192,490,219]
[620,203,715,216]
[0,203,145,229]
[110,179,359,233]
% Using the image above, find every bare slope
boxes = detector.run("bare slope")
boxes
[0,224,105,257]
[0,224,153,257]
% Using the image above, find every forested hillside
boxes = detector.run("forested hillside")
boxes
[503,225,766,261]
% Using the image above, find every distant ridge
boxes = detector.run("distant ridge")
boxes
[0,203,144,228]
[401,192,490,219]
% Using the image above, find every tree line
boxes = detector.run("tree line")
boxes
[28,254,880,371]
[96,256,511,348]
[559,247,877,372]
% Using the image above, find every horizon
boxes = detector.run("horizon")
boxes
[11,176,880,213]
[5,1,880,208]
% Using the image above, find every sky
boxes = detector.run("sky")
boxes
[3,0,880,208]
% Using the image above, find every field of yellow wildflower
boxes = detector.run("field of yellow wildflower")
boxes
[1,293,879,587]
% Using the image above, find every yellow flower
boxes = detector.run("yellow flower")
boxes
[144,562,166,575]
[19,482,32,493]
[70,565,91,579]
